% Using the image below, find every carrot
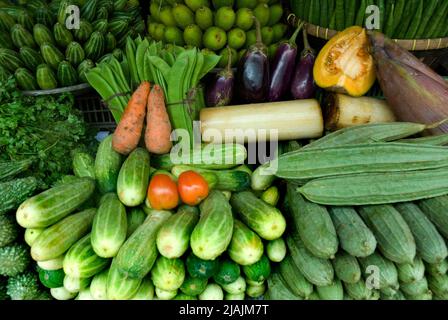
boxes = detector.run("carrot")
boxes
[112,81,151,155]
[145,84,173,155]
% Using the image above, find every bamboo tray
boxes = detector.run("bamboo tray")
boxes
[287,14,448,51]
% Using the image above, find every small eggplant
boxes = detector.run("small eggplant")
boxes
[268,22,304,102]
[206,47,235,107]
[290,28,316,100]
[236,17,269,103]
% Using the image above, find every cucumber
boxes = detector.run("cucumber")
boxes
[230,191,286,240]
[260,186,279,206]
[224,292,245,300]
[31,208,97,261]
[213,259,241,286]
[50,287,77,300]
[266,273,302,300]
[114,210,172,279]
[131,277,155,300]
[286,233,334,287]
[92,193,127,258]
[94,135,123,194]
[198,283,224,300]
[246,282,266,298]
[180,275,208,296]
[157,205,199,259]
[72,151,95,179]
[359,205,416,264]
[329,207,377,258]
[332,252,362,284]
[33,23,54,46]
[36,63,57,89]
[81,0,98,22]
[16,177,95,228]
[190,190,233,260]
[63,274,91,293]
[63,234,109,279]
[54,22,74,48]
[19,46,43,71]
[359,252,399,291]
[221,276,246,295]
[266,238,286,263]
[90,269,108,300]
[395,202,447,264]
[186,253,219,279]
[0,48,25,73]
[343,279,375,300]
[228,219,264,266]
[84,31,105,61]
[37,255,65,271]
[242,255,271,283]
[419,196,448,239]
[15,68,38,90]
[38,267,65,289]
[155,287,177,300]
[117,148,150,207]
[397,257,425,284]
[24,228,44,247]
[278,255,313,299]
[76,287,94,300]
[400,277,428,297]
[316,279,344,300]
[126,208,146,238]
[57,60,78,87]
[106,258,142,300]
[65,41,85,67]
[151,256,185,291]
[11,24,36,48]
[41,42,64,70]
[286,184,338,259]
[74,20,93,42]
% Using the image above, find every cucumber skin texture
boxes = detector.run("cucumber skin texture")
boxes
[395,202,448,264]
[316,279,344,300]
[267,273,303,300]
[228,219,264,266]
[287,184,338,259]
[31,208,97,261]
[230,191,286,241]
[329,207,377,258]
[126,208,146,238]
[419,196,448,239]
[191,190,234,260]
[91,193,127,258]
[332,252,361,284]
[107,258,142,300]
[117,148,151,207]
[150,256,185,291]
[72,151,95,179]
[180,276,208,296]
[0,177,38,215]
[397,257,425,284]
[63,234,109,279]
[286,233,334,287]
[156,205,199,259]
[242,255,271,283]
[115,210,172,279]
[359,205,416,264]
[90,269,109,300]
[359,252,399,291]
[95,135,123,194]
[278,255,313,299]
[16,177,95,228]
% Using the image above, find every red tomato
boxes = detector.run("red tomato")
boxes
[177,170,210,206]
[147,174,179,210]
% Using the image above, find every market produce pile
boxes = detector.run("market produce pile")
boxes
[0,0,145,90]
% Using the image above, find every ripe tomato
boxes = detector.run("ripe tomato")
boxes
[147,174,179,210]
[178,170,210,206]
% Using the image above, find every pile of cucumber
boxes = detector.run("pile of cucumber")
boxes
[0,0,145,90]
[15,135,288,300]
[290,0,448,39]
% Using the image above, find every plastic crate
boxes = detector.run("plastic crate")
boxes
[76,92,116,131]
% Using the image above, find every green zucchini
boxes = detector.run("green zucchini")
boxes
[286,184,338,259]
[329,206,377,258]
[278,255,313,299]
[190,190,233,260]
[316,279,344,300]
[228,219,264,266]
[419,196,448,238]
[156,205,199,258]
[286,233,334,287]
[91,193,127,258]
[230,191,286,240]
[359,252,399,291]
[397,257,425,284]
[63,234,109,279]
[0,177,38,215]
[94,135,122,194]
[115,210,171,279]
[395,202,447,264]
[106,258,142,300]
[332,252,361,284]
[117,148,150,207]
[31,208,97,261]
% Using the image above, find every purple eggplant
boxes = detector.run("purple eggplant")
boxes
[268,22,304,102]
[290,28,316,100]
[206,47,235,107]
[236,18,269,103]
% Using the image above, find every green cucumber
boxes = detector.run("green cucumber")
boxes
[81,0,98,22]
[406,290,433,300]
[31,209,96,261]
[428,274,448,299]
[41,42,64,70]
[63,274,91,293]
[36,63,57,89]
[221,276,246,295]
[37,255,65,271]
[115,210,172,279]
[359,205,416,264]
[65,42,85,67]
[72,151,95,179]
[77,59,94,83]
[266,273,302,300]
[106,258,142,300]
[94,135,122,194]
[332,252,361,284]
[230,191,286,241]
[131,276,155,300]
[397,257,425,284]
[155,287,177,300]
[278,255,313,299]
[14,68,38,91]
[54,22,74,48]
[117,148,151,207]
[286,184,338,259]
[419,196,448,238]
[343,279,375,300]
[19,46,43,72]
[228,219,264,266]
[63,234,109,278]
[74,20,93,42]
[190,190,234,260]
[198,283,224,300]
[359,252,399,291]
[38,267,65,289]
[11,24,36,48]
[186,252,219,279]
[246,282,266,298]
[180,276,208,296]
[16,177,95,228]
[91,193,127,258]
[0,48,24,73]
[151,256,185,291]
[156,205,199,259]
[24,228,44,247]
[90,269,108,300]
[33,24,54,46]
[213,259,240,286]
[92,19,108,34]
[0,12,15,32]
[316,279,344,300]
[395,202,447,264]
[57,60,78,87]
[266,238,286,263]
[84,31,105,62]
[242,255,271,283]
[127,208,146,238]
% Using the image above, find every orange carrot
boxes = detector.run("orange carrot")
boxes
[145,84,173,154]
[112,81,150,155]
